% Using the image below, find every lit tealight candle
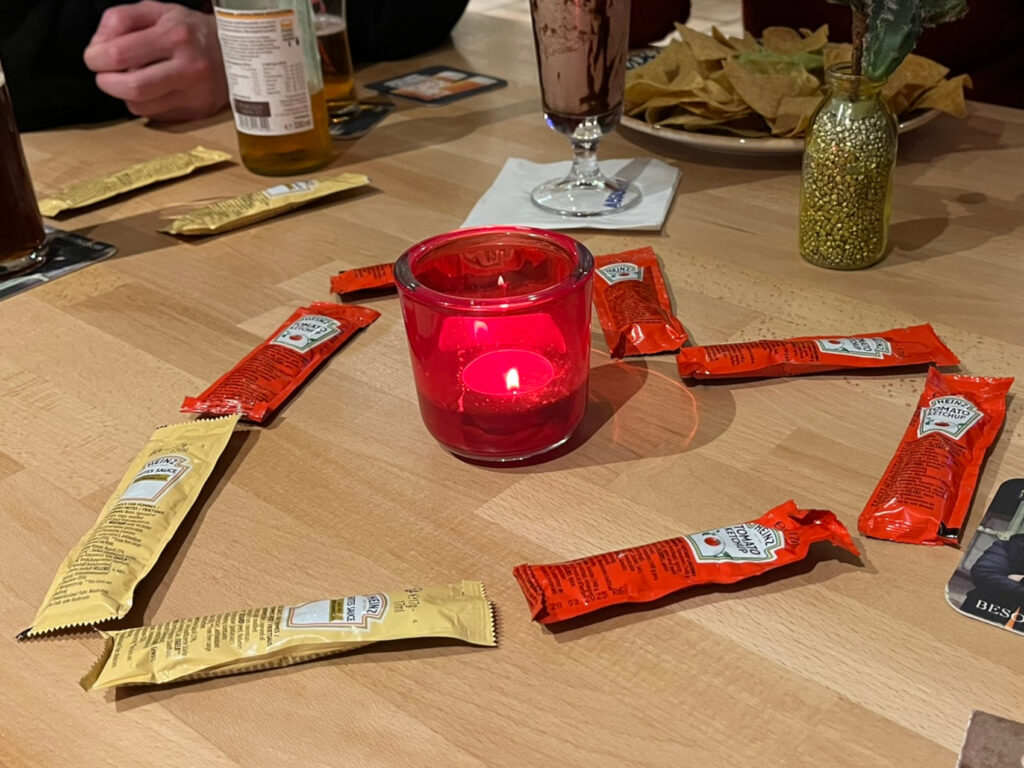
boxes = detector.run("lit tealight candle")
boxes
[395,226,594,461]
[462,349,555,397]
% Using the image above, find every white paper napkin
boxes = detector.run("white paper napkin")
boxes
[460,157,680,231]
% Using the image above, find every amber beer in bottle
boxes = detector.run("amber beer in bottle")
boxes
[214,0,332,176]
[313,0,355,107]
[0,59,47,275]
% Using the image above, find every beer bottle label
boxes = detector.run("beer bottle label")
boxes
[215,8,316,136]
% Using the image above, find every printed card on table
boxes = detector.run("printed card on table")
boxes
[947,479,1024,636]
[365,66,507,106]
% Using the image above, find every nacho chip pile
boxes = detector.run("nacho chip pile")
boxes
[625,25,971,138]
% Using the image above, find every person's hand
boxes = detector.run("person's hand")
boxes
[84,1,229,122]
[1009,574,1024,583]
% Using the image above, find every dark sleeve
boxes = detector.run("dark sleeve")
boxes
[348,0,469,64]
[0,0,202,132]
[970,540,1024,596]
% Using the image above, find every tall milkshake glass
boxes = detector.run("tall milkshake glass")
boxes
[528,0,641,217]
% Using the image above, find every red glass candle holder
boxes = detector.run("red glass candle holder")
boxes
[395,226,594,462]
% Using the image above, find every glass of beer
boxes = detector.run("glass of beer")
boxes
[312,0,355,108]
[0,58,47,276]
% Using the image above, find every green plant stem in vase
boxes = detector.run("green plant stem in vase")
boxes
[799,0,968,269]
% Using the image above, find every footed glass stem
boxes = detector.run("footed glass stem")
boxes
[531,115,641,217]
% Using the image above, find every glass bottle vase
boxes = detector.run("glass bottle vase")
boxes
[799,64,897,269]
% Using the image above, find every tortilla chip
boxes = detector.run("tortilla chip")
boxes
[736,49,824,73]
[762,25,829,56]
[698,78,747,111]
[823,43,853,69]
[657,111,764,137]
[624,26,969,139]
[723,57,820,120]
[625,70,705,112]
[709,26,759,55]
[707,67,739,94]
[676,24,736,62]
[634,94,721,123]
[711,27,734,49]
[768,95,825,136]
[629,39,700,85]
[884,53,950,114]
[910,73,972,118]
[672,100,749,120]
[643,103,689,124]
[889,53,950,92]
[732,31,760,53]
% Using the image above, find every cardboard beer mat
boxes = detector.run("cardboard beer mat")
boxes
[947,479,1024,636]
[957,710,1024,767]
[0,227,117,301]
[364,66,507,106]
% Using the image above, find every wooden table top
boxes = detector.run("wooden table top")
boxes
[4,10,1024,767]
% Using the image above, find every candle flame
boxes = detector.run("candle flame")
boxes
[497,275,505,287]
[505,368,520,392]
[472,320,490,342]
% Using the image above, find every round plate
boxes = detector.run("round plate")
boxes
[620,47,942,156]
[619,109,941,156]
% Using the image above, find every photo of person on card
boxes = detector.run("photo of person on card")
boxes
[960,534,1024,633]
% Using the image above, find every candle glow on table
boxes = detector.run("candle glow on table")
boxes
[395,227,594,462]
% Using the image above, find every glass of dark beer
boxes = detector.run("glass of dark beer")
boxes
[0,58,47,276]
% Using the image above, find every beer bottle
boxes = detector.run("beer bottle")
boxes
[213,0,333,176]
[0,57,47,276]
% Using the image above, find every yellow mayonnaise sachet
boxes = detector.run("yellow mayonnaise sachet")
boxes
[38,146,231,216]
[21,415,240,638]
[81,581,496,690]
[160,173,370,236]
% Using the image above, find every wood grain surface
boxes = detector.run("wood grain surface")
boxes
[3,11,1024,767]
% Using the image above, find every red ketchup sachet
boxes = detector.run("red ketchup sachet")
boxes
[330,262,396,299]
[593,247,688,358]
[859,367,1013,546]
[676,324,959,379]
[513,500,859,624]
[182,302,379,424]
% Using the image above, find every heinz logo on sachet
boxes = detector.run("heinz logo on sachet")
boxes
[685,524,784,562]
[120,455,192,503]
[272,315,342,353]
[596,262,643,284]
[814,336,893,359]
[917,395,984,440]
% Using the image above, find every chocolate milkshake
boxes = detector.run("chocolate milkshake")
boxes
[527,0,641,217]
[529,0,630,137]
